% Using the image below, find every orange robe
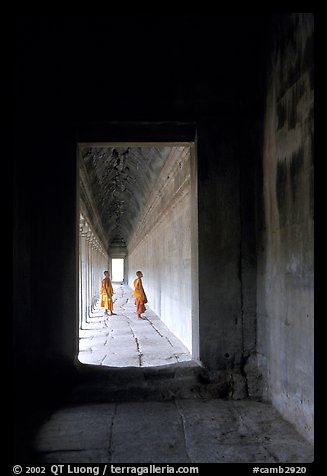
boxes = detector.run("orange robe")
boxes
[100,277,113,312]
[133,277,147,314]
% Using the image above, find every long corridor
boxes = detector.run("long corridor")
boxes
[78,285,192,368]
[13,14,314,466]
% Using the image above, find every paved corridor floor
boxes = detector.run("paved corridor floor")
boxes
[33,399,314,464]
[78,284,192,367]
[30,285,314,464]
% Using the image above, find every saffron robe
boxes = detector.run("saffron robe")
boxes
[133,277,147,314]
[100,277,113,312]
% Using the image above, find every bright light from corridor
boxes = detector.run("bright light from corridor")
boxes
[112,258,124,282]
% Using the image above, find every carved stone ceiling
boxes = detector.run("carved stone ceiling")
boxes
[80,145,172,248]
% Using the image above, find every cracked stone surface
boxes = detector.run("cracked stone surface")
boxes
[32,291,313,464]
[33,400,314,464]
[78,285,192,368]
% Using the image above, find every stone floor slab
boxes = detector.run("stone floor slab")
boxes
[34,404,115,453]
[78,285,191,368]
[37,449,111,463]
[111,401,190,463]
[33,400,313,464]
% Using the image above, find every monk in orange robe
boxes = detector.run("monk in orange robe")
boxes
[100,270,115,316]
[133,270,148,319]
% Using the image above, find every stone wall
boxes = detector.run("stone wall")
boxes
[128,147,194,353]
[197,120,243,371]
[257,13,314,442]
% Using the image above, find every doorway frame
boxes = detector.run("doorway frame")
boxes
[76,122,199,361]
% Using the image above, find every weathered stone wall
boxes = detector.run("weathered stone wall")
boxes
[128,147,193,353]
[197,120,243,372]
[257,13,314,442]
[12,117,79,443]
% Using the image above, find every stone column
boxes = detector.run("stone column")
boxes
[79,216,90,327]
[79,214,109,326]
[86,230,93,321]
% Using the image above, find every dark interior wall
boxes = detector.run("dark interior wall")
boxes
[13,18,80,373]
[13,114,78,375]
[12,87,79,460]
[197,109,263,374]
[13,123,78,378]
[197,119,242,369]
[257,13,314,442]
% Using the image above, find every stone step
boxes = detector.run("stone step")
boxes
[67,361,232,403]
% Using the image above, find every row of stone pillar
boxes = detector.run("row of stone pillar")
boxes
[79,214,109,328]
